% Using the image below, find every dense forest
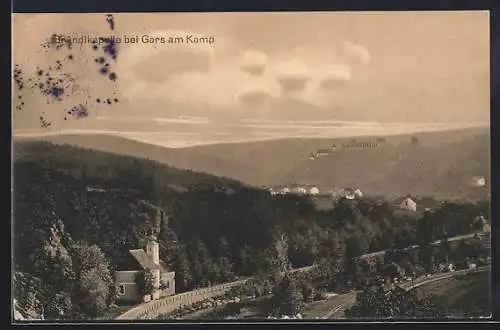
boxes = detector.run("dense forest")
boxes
[13,141,490,320]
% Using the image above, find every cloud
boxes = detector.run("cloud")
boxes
[237,89,274,107]
[133,50,211,83]
[240,50,268,76]
[272,60,311,92]
[342,41,371,65]
[117,30,215,85]
[319,65,352,90]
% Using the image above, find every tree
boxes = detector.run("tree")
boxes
[70,243,113,318]
[346,285,446,319]
[213,256,235,282]
[298,278,315,303]
[256,232,291,283]
[32,229,74,320]
[271,275,304,316]
[136,269,155,296]
[158,221,192,291]
[438,237,451,264]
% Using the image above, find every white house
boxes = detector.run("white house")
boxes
[281,187,290,195]
[354,188,363,198]
[471,176,486,187]
[400,197,417,212]
[342,188,356,200]
[296,187,307,195]
[315,149,330,157]
[309,186,320,196]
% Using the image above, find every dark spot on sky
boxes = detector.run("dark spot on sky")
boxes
[96,98,101,103]
[68,104,89,119]
[114,98,119,103]
[106,98,112,104]
[102,38,118,60]
[41,33,73,51]
[106,14,115,31]
[97,57,106,64]
[92,45,99,50]
[50,87,65,99]
[67,54,73,60]
[37,69,44,76]
[39,115,51,128]
[108,72,117,81]
[104,63,110,67]
[100,67,109,75]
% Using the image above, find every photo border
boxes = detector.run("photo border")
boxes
[8,0,499,328]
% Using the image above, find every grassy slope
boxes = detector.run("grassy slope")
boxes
[15,126,490,200]
[415,271,491,317]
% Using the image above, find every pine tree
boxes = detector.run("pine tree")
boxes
[272,275,304,316]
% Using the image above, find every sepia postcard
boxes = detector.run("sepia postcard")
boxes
[12,11,491,322]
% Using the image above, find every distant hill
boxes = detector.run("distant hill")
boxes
[14,126,490,200]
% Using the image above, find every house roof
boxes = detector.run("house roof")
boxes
[129,249,160,270]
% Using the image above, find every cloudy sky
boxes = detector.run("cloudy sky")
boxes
[12,12,489,147]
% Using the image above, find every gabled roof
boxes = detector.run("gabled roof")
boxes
[129,249,159,270]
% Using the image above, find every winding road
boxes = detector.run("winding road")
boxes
[317,265,490,319]
[116,231,488,319]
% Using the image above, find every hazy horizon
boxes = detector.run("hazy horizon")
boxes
[12,11,490,147]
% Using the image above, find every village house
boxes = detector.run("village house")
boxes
[295,187,307,195]
[354,188,363,198]
[86,185,106,192]
[342,188,356,200]
[309,186,320,196]
[471,176,486,187]
[281,187,290,195]
[114,235,176,303]
[400,197,417,212]
[315,149,330,158]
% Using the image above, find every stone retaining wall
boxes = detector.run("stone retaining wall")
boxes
[116,279,250,320]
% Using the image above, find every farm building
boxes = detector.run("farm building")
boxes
[470,176,486,187]
[295,187,308,195]
[342,188,356,200]
[309,186,320,195]
[400,197,417,212]
[354,188,363,198]
[315,149,330,157]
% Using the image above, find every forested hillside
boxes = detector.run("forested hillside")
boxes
[12,141,490,320]
[29,126,490,200]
